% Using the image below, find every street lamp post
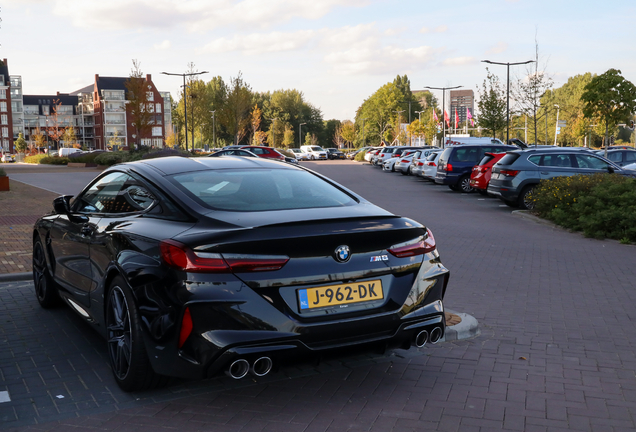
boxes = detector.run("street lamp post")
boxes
[481,59,534,144]
[424,85,462,148]
[553,104,560,146]
[299,122,306,148]
[210,110,216,148]
[161,70,209,152]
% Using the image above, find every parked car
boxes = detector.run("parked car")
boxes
[209,149,258,158]
[348,147,371,159]
[593,149,636,167]
[365,147,382,162]
[289,148,310,161]
[1,153,15,163]
[32,156,450,392]
[373,147,398,166]
[239,145,285,161]
[384,150,416,172]
[300,145,328,160]
[488,148,636,209]
[469,152,507,195]
[419,151,443,181]
[58,147,82,157]
[435,143,517,193]
[401,148,440,176]
[325,148,346,159]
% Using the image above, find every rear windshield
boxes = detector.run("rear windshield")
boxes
[426,152,439,161]
[170,169,356,212]
[478,154,495,166]
[497,153,521,166]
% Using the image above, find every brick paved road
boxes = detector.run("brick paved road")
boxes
[2,160,636,431]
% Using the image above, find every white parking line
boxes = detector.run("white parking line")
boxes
[0,391,10,403]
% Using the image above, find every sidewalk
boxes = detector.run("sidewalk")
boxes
[0,178,58,276]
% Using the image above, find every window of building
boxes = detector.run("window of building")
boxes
[0,89,5,99]
[155,103,162,113]
[152,126,162,137]
[0,102,6,112]
[146,92,154,102]
[1,115,7,125]
[2,127,9,138]
[42,106,50,115]
[152,138,163,147]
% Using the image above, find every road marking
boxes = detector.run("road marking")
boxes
[0,391,10,403]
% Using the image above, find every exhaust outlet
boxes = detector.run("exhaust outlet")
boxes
[414,330,428,347]
[430,326,443,344]
[226,359,250,379]
[251,357,273,377]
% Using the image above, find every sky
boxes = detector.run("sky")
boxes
[2,0,635,121]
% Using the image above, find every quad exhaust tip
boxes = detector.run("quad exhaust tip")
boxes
[415,330,428,347]
[226,357,273,379]
[251,357,273,377]
[226,359,250,380]
[414,326,444,347]
[430,326,443,344]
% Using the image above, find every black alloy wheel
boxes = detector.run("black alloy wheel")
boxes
[519,185,536,210]
[458,175,474,193]
[106,276,167,391]
[33,238,59,308]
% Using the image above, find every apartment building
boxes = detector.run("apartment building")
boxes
[450,89,475,125]
[4,59,172,153]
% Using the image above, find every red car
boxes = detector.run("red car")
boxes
[240,146,285,161]
[469,152,507,194]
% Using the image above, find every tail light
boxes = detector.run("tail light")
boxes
[401,159,410,163]
[178,307,193,348]
[388,228,436,258]
[417,162,424,166]
[160,240,289,273]
[445,163,453,172]
[500,169,519,177]
[426,162,437,166]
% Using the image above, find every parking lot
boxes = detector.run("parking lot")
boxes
[2,159,636,431]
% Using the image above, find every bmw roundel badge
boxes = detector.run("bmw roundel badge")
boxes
[334,245,351,263]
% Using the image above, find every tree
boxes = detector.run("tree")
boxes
[249,104,268,145]
[581,69,636,157]
[339,120,356,150]
[511,39,553,144]
[220,72,252,145]
[125,60,153,150]
[282,124,295,148]
[14,133,27,153]
[477,69,507,139]
[47,99,65,148]
[61,127,78,148]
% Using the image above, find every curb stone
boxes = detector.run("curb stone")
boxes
[443,311,480,342]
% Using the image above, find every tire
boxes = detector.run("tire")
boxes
[518,185,536,210]
[458,175,474,193]
[106,276,168,392]
[32,238,60,308]
[400,168,408,176]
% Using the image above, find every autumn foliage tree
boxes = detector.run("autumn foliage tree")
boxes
[124,59,153,150]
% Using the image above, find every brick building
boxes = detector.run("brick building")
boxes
[450,89,474,125]
[2,59,173,153]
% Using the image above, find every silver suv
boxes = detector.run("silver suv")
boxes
[488,148,636,209]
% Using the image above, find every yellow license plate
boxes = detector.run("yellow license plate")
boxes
[298,279,383,310]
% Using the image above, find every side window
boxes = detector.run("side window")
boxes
[541,154,573,167]
[625,152,636,163]
[528,155,541,165]
[75,172,156,214]
[607,152,622,163]
[252,148,265,155]
[575,154,610,170]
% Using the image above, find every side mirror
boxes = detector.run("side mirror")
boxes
[608,166,615,174]
[53,195,73,214]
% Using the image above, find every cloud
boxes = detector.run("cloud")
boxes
[486,42,508,55]
[198,30,315,55]
[154,40,171,51]
[51,0,368,32]
[441,56,476,66]
[419,25,447,34]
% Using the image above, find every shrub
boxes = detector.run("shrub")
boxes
[354,150,367,162]
[532,173,636,242]
[140,148,190,160]
[39,156,70,165]
[24,154,49,164]
[0,167,5,176]
[94,152,125,166]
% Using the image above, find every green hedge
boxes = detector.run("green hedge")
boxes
[24,154,50,164]
[532,173,636,242]
[354,150,367,162]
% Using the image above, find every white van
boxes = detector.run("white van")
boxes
[300,145,328,160]
[58,147,82,157]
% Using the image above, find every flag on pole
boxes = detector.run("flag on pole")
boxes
[467,108,474,127]
[433,110,439,122]
[444,110,450,127]
[454,109,459,128]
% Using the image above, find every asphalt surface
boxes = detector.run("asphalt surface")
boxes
[2,159,636,431]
